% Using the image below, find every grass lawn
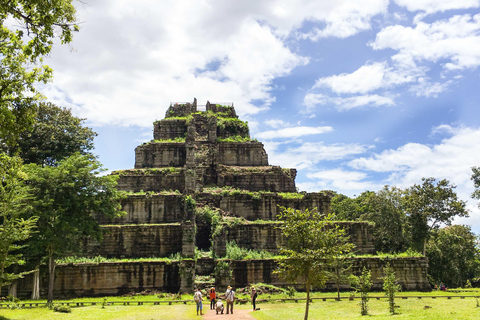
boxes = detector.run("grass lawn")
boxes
[253,297,480,319]
[0,304,198,320]
[2,291,480,319]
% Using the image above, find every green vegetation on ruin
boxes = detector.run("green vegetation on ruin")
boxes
[202,186,274,199]
[141,137,186,144]
[224,241,277,260]
[101,223,181,228]
[217,135,257,142]
[55,256,181,265]
[277,192,305,200]
[124,190,182,196]
[355,249,423,258]
[112,167,182,176]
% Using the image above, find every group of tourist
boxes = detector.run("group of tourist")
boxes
[193,285,258,315]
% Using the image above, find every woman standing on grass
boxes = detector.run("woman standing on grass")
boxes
[209,287,216,310]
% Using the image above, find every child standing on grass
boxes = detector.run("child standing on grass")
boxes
[194,288,203,315]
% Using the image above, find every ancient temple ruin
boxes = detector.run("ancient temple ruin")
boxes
[15,99,429,298]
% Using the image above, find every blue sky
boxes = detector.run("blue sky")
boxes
[41,0,480,232]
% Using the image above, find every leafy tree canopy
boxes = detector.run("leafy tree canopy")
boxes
[4,102,97,165]
[0,0,78,145]
[426,225,480,288]
[23,153,125,301]
[471,166,480,206]
[404,177,468,253]
[275,207,353,320]
[0,154,37,289]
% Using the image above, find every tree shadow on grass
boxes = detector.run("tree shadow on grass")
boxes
[0,316,11,320]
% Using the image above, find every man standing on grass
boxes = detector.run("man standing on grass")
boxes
[194,288,203,315]
[225,286,235,314]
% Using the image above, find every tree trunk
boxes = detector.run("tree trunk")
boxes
[31,268,40,300]
[47,255,56,302]
[336,266,340,300]
[8,280,17,298]
[304,280,310,320]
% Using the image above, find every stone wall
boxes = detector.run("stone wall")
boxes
[135,143,186,168]
[214,222,375,255]
[10,256,428,299]
[227,257,430,292]
[217,142,268,166]
[153,119,188,140]
[96,195,184,225]
[197,192,331,221]
[116,172,185,193]
[217,167,297,192]
[13,261,181,299]
[83,224,183,258]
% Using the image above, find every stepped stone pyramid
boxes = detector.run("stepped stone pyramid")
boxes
[14,99,430,298]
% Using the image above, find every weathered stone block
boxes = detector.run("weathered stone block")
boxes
[12,262,181,298]
[135,143,186,168]
[217,166,296,192]
[153,119,188,140]
[83,224,183,258]
[217,142,268,166]
[96,194,184,224]
[116,172,185,193]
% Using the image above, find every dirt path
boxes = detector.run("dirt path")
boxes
[202,307,256,320]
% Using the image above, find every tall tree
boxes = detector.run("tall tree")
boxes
[331,191,373,221]
[0,0,78,145]
[471,166,480,206]
[404,178,468,254]
[6,102,97,166]
[426,225,480,288]
[363,187,407,253]
[275,207,353,320]
[24,153,125,302]
[0,154,37,291]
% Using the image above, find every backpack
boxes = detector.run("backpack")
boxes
[194,292,201,303]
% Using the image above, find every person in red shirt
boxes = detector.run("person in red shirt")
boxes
[209,287,216,310]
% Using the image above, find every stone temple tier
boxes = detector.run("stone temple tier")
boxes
[10,100,430,298]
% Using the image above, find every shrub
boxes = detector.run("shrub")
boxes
[53,305,72,313]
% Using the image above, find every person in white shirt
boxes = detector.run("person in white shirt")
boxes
[193,288,203,315]
[215,298,224,314]
[225,286,235,314]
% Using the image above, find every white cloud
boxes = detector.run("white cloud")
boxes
[314,62,387,94]
[394,0,480,15]
[313,61,424,94]
[304,93,394,111]
[299,0,389,40]
[410,79,452,97]
[43,0,313,127]
[256,126,333,139]
[266,141,370,169]
[348,126,480,199]
[39,0,396,127]
[306,169,379,191]
[372,14,480,71]
[264,119,291,128]
[345,125,480,227]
